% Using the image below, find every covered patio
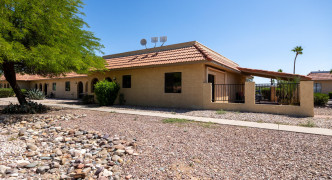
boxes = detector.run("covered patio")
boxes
[204,68,314,117]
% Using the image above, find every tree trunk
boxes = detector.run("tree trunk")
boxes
[293,53,298,74]
[2,62,27,105]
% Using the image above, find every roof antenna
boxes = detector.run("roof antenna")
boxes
[151,37,158,48]
[140,39,147,49]
[160,36,167,46]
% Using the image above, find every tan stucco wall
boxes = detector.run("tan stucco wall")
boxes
[0,80,30,89]
[0,81,10,88]
[315,80,332,94]
[29,77,89,99]
[87,63,207,108]
[202,81,314,117]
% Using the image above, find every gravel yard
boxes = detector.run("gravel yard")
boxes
[109,105,332,129]
[47,109,332,179]
[1,98,332,129]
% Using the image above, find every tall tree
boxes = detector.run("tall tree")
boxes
[291,46,303,74]
[0,0,105,105]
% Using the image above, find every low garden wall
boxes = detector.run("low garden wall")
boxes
[203,81,314,117]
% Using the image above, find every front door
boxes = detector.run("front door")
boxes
[78,82,83,99]
[208,74,215,102]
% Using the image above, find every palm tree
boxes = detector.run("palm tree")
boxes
[292,46,303,74]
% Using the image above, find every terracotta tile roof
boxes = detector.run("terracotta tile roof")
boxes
[238,67,312,81]
[0,73,88,81]
[307,71,332,81]
[1,41,240,82]
[103,41,239,72]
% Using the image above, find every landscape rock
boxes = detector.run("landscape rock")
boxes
[0,113,136,179]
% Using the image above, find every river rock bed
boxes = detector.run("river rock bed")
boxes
[0,114,137,179]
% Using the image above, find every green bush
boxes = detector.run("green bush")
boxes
[94,80,120,106]
[2,101,49,114]
[26,89,45,100]
[329,92,332,99]
[21,89,27,95]
[0,88,15,98]
[314,93,329,106]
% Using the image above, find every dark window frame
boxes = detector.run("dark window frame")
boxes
[52,83,56,91]
[122,75,131,88]
[65,81,70,91]
[165,72,182,93]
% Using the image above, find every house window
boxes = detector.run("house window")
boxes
[91,78,98,93]
[39,84,42,91]
[65,81,70,91]
[165,72,182,93]
[122,75,131,88]
[52,83,56,91]
[314,83,322,93]
[35,84,38,89]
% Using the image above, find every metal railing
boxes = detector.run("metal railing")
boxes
[255,83,300,105]
[213,84,245,103]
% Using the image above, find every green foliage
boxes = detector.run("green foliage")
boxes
[0,88,27,98]
[0,0,105,77]
[2,101,49,114]
[82,94,95,104]
[314,93,329,106]
[119,93,126,105]
[162,118,189,124]
[94,80,120,106]
[299,120,315,128]
[216,109,226,114]
[21,89,27,95]
[292,46,303,55]
[26,89,45,100]
[328,92,332,99]
[0,88,14,98]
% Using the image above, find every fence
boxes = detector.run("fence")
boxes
[213,84,245,103]
[255,83,300,105]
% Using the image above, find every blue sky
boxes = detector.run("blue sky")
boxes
[81,0,331,82]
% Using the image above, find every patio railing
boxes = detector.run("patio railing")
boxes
[213,84,245,103]
[255,83,300,105]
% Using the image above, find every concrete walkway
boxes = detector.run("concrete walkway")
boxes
[1,98,332,136]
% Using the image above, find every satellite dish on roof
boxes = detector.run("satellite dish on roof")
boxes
[160,36,167,46]
[140,39,147,49]
[151,37,158,47]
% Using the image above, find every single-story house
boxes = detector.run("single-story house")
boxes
[0,41,314,116]
[307,71,332,94]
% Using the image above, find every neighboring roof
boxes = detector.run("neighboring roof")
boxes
[307,71,332,81]
[0,73,88,81]
[238,67,312,81]
[103,41,240,72]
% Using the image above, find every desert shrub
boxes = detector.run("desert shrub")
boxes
[2,101,49,114]
[94,80,120,106]
[82,94,95,104]
[0,88,15,98]
[119,93,126,105]
[26,89,45,100]
[314,93,329,106]
[329,92,332,99]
